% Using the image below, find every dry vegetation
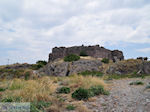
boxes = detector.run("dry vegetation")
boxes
[0,74,108,112]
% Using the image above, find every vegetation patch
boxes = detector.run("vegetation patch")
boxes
[80,71,103,77]
[101,58,109,64]
[145,84,150,89]
[31,101,52,112]
[66,104,76,111]
[104,74,149,80]
[0,87,6,92]
[31,60,47,70]
[72,85,109,100]
[64,54,80,62]
[72,88,91,100]
[89,85,109,96]
[57,87,70,94]
[80,51,88,57]
[1,96,22,102]
[129,81,144,85]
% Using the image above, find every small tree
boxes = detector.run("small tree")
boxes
[64,54,80,62]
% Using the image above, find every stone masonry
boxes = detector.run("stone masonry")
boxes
[49,45,124,62]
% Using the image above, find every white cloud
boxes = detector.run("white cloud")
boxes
[137,48,150,53]
[0,0,150,65]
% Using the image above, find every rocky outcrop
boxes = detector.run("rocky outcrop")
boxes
[5,63,32,70]
[39,59,102,76]
[106,59,150,75]
[49,45,124,62]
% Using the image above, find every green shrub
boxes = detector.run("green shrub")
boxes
[31,60,47,70]
[31,101,52,112]
[72,88,90,100]
[58,87,70,94]
[129,81,144,85]
[24,71,30,80]
[66,104,76,111]
[72,86,109,100]
[64,54,80,62]
[36,60,47,65]
[1,97,22,102]
[80,71,103,77]
[80,51,88,56]
[0,87,6,92]
[101,58,109,64]
[89,85,107,96]
[1,97,13,102]
[146,85,150,89]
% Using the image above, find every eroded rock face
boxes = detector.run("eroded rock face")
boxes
[106,59,150,75]
[143,62,150,74]
[69,60,102,75]
[49,45,124,62]
[39,59,102,76]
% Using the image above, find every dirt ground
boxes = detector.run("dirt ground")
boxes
[85,77,150,112]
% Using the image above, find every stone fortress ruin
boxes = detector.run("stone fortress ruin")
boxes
[49,45,124,62]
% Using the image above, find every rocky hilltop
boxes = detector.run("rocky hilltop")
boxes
[49,45,124,62]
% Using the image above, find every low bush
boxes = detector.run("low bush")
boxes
[80,51,88,57]
[64,54,80,62]
[31,101,52,112]
[72,88,90,100]
[101,58,109,64]
[24,71,31,80]
[80,71,103,77]
[57,87,70,94]
[72,85,109,100]
[146,84,150,89]
[129,81,144,85]
[1,96,22,102]
[66,104,76,111]
[31,60,47,70]
[0,87,6,92]
[89,85,109,96]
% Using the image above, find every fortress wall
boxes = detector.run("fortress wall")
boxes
[49,45,124,62]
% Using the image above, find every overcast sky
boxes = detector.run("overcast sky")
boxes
[0,0,150,65]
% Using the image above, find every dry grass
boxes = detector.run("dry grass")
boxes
[1,76,58,102]
[0,75,108,112]
[61,75,107,90]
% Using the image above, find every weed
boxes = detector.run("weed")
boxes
[146,85,150,89]
[80,71,103,77]
[72,88,90,100]
[89,85,109,96]
[0,87,6,92]
[57,87,70,94]
[101,58,109,64]
[129,81,144,85]
[66,104,76,111]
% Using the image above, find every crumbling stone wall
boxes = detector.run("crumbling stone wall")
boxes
[49,45,124,62]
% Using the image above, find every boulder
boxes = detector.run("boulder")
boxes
[39,59,102,76]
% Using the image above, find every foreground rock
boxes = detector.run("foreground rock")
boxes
[39,59,102,76]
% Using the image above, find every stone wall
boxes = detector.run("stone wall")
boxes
[49,45,124,62]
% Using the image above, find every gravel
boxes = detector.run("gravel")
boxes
[85,77,150,112]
